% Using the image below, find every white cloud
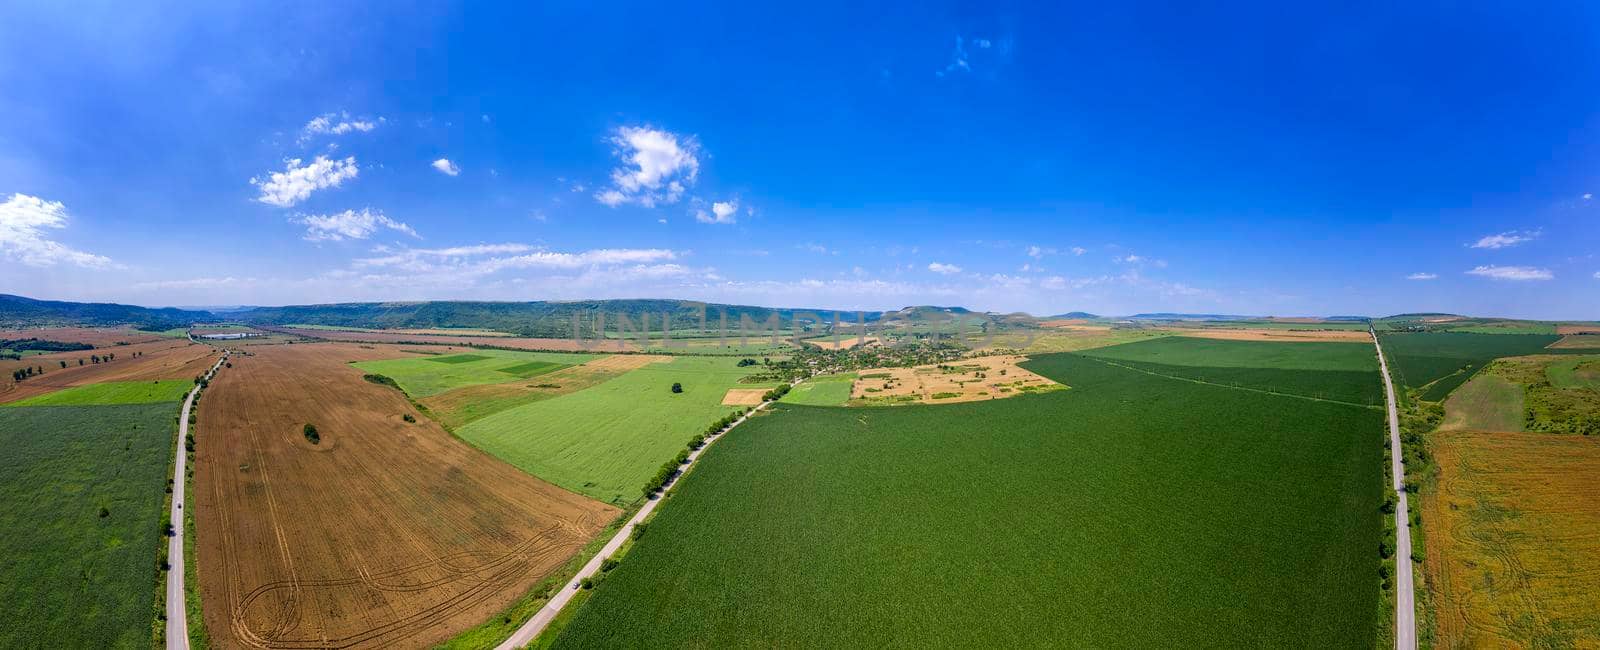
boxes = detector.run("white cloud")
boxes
[356,244,676,274]
[696,199,740,224]
[1466,265,1553,281]
[798,243,835,255]
[432,158,461,176]
[1406,272,1438,280]
[299,112,380,144]
[298,208,418,242]
[1584,193,1593,201]
[1470,230,1538,249]
[595,126,700,207]
[928,262,963,275]
[251,156,359,208]
[1593,271,1599,280]
[0,193,117,268]
[1026,245,1055,259]
[1071,247,1087,256]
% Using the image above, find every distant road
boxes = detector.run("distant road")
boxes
[495,392,784,649]
[167,353,226,650]
[1373,332,1417,650]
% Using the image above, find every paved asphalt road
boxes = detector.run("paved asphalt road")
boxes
[167,353,226,650]
[1373,332,1417,650]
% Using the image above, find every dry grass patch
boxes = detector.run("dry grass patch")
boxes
[0,326,164,347]
[721,388,767,406]
[194,342,616,649]
[850,354,1062,405]
[1174,329,1372,343]
[1550,334,1600,349]
[807,336,878,350]
[1556,325,1600,335]
[1424,430,1600,648]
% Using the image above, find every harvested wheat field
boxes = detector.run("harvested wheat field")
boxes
[0,338,218,403]
[193,342,617,649]
[418,354,668,429]
[851,354,1063,404]
[1424,430,1600,647]
[1556,324,1600,335]
[1550,334,1600,349]
[0,325,166,346]
[276,326,632,352]
[1039,320,1112,331]
[1174,329,1372,342]
[807,335,878,350]
[720,388,767,405]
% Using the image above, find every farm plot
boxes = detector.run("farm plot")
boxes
[849,354,1063,405]
[1081,336,1383,405]
[0,402,178,648]
[192,342,616,649]
[553,352,1385,648]
[1424,430,1600,647]
[275,326,635,352]
[1376,332,1563,401]
[0,325,164,347]
[352,348,598,397]
[1549,334,1600,350]
[779,373,856,406]
[3,379,194,406]
[0,338,219,404]
[1477,355,1600,435]
[456,356,775,505]
[419,355,669,429]
[1439,373,1523,432]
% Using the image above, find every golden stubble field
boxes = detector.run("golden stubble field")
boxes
[0,337,218,403]
[193,342,617,649]
[1424,430,1600,647]
[850,354,1061,404]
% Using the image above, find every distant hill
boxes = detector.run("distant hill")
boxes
[1127,313,1254,322]
[0,294,209,330]
[1047,311,1101,320]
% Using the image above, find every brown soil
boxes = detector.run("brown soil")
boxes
[1549,335,1600,349]
[0,338,219,403]
[192,342,617,649]
[851,354,1062,405]
[1556,325,1600,335]
[420,355,670,429]
[806,336,878,350]
[720,389,767,406]
[0,325,165,346]
[1173,329,1371,342]
[1424,430,1600,648]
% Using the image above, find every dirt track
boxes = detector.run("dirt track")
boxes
[192,342,616,649]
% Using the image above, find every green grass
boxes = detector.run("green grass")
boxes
[3,380,194,406]
[780,373,855,406]
[1441,373,1524,432]
[456,356,775,505]
[1546,356,1600,390]
[1081,337,1383,405]
[552,353,1384,648]
[351,348,597,397]
[497,360,567,378]
[1378,332,1564,401]
[0,403,178,648]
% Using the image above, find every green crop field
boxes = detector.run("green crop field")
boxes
[1440,373,1524,432]
[1547,356,1600,390]
[1080,336,1383,405]
[351,348,599,396]
[456,356,776,505]
[780,373,855,406]
[0,403,178,648]
[553,353,1384,648]
[1378,332,1564,401]
[3,379,194,406]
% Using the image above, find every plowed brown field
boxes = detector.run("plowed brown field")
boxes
[0,338,218,403]
[193,342,617,649]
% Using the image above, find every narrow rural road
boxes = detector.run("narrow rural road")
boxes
[1373,332,1417,650]
[167,353,226,650]
[495,394,781,650]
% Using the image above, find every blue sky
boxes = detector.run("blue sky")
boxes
[2,2,1597,318]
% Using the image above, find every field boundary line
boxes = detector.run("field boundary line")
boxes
[1373,331,1417,650]
[493,385,790,649]
[167,352,227,650]
[1078,354,1379,409]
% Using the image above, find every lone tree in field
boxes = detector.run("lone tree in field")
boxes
[670,382,683,393]
[303,423,321,445]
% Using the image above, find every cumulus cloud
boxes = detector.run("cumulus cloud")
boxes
[0,193,117,268]
[298,208,418,242]
[595,126,699,207]
[1026,245,1057,259]
[251,156,359,208]
[1466,265,1552,281]
[928,262,963,275]
[431,159,461,176]
[299,112,380,144]
[1470,230,1538,249]
[1406,272,1438,280]
[696,199,740,224]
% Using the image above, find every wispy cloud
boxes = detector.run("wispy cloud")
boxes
[251,156,359,208]
[1466,265,1552,281]
[928,262,963,275]
[1406,272,1438,280]
[798,243,835,255]
[356,244,677,275]
[1470,230,1539,250]
[0,193,117,268]
[595,126,700,207]
[431,158,461,176]
[298,208,418,242]
[299,112,381,144]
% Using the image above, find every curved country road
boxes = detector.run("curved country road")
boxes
[1373,331,1417,650]
[167,352,227,650]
